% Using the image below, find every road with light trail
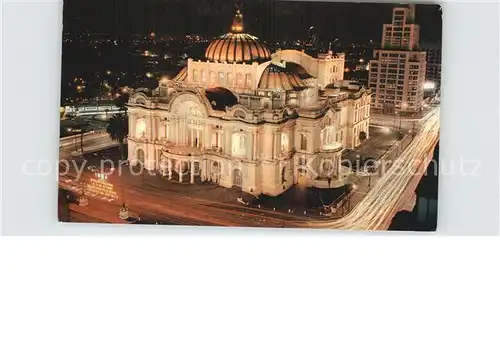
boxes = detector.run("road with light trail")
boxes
[299,108,440,230]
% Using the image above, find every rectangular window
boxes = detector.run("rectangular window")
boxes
[232,134,246,157]
[210,72,217,85]
[300,134,307,151]
[281,133,289,152]
[245,74,252,88]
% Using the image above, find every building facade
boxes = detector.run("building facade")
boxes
[369,5,427,114]
[425,48,442,94]
[127,10,370,196]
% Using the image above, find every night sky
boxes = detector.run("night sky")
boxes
[63,0,442,46]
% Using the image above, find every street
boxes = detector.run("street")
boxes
[306,108,440,230]
[60,131,119,159]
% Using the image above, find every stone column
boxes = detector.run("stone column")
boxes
[203,124,209,149]
[151,115,156,141]
[253,132,258,160]
[225,129,232,155]
[337,155,341,179]
[168,159,172,180]
[246,133,253,161]
[200,160,204,181]
[179,160,183,183]
[190,160,195,184]
[273,132,280,159]
[176,120,180,144]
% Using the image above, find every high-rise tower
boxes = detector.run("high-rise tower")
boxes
[369,5,427,114]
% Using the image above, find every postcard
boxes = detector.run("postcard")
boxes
[59,1,442,231]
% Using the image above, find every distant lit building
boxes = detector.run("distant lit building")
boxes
[425,48,441,95]
[64,101,122,119]
[127,10,370,196]
[369,5,427,114]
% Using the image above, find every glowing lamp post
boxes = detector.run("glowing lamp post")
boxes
[72,128,85,156]
[78,181,89,207]
[119,204,129,220]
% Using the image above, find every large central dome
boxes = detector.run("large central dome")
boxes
[205,10,271,64]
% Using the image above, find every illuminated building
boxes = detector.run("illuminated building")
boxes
[127,9,370,196]
[425,48,441,95]
[369,5,427,114]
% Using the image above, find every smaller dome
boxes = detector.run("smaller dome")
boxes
[258,63,307,91]
[173,66,187,82]
[286,62,314,80]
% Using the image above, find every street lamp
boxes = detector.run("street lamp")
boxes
[119,204,129,220]
[78,181,89,207]
[72,128,85,156]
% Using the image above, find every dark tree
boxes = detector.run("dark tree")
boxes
[106,108,129,161]
[359,131,367,142]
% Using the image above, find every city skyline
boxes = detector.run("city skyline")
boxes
[63,0,442,47]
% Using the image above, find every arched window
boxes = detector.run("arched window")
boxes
[218,72,225,85]
[227,73,233,86]
[321,159,334,177]
[321,126,337,148]
[136,97,147,105]
[201,70,207,83]
[193,69,199,82]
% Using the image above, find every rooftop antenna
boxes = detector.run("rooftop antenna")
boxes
[308,26,318,47]
[329,38,340,50]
